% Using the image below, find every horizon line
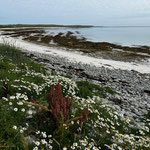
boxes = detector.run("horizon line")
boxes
[0,24,150,28]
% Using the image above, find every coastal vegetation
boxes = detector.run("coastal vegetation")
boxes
[0,43,150,150]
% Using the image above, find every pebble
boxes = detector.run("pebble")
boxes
[22,49,150,124]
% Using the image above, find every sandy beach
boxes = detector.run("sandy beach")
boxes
[0,31,150,74]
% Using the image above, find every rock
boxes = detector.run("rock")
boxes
[144,89,150,95]
[22,50,150,125]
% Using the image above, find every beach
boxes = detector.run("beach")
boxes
[0,29,150,73]
[0,28,150,124]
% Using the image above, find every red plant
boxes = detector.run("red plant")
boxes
[79,108,88,125]
[48,83,73,122]
[30,83,88,128]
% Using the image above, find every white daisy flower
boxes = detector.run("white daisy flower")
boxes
[13,125,17,130]
[14,108,18,112]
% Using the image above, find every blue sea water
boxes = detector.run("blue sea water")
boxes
[45,27,150,46]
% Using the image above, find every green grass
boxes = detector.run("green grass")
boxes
[76,81,116,98]
[0,43,48,99]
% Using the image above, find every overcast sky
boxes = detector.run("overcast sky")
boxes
[0,0,150,26]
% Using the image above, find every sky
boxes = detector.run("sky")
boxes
[0,0,150,26]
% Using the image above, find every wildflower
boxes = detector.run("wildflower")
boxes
[16,93,21,97]
[49,139,53,144]
[20,129,23,133]
[71,146,75,149]
[41,139,47,145]
[16,93,21,99]
[106,130,110,134]
[114,115,118,120]
[77,120,80,125]
[9,102,13,105]
[13,125,17,130]
[35,141,40,146]
[80,139,88,146]
[48,145,53,149]
[14,108,18,112]
[63,147,67,150]
[22,127,27,131]
[24,96,28,101]
[17,101,23,105]
[2,97,8,101]
[36,131,40,134]
[21,108,25,112]
[27,136,30,139]
[20,94,25,99]
[26,123,29,127]
[33,147,38,150]
[48,134,52,138]
[118,146,123,150]
[139,130,145,135]
[73,143,78,147]
[93,146,99,150]
[27,110,33,115]
[145,126,149,132]
[10,96,15,100]
[42,132,47,138]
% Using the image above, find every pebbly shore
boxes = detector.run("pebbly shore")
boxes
[22,49,150,126]
[1,28,150,126]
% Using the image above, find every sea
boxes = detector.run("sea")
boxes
[45,26,150,46]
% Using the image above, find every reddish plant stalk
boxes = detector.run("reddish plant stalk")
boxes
[48,83,73,124]
[31,83,88,128]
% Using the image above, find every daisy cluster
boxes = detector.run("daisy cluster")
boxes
[0,47,150,149]
[109,133,150,149]
[12,123,29,134]
[2,93,35,119]
[1,86,150,149]
[73,96,150,149]
[33,131,53,150]
[8,63,77,97]
[32,131,101,150]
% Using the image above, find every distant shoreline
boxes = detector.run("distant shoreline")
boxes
[0,24,150,29]
[0,24,95,29]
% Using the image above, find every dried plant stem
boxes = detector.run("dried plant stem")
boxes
[21,135,29,150]
[53,138,61,150]
[22,101,52,113]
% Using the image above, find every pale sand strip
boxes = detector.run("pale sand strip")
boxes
[0,34,150,73]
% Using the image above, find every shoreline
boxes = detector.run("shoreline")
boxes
[0,33,150,74]
[0,24,95,29]
[0,33,150,125]
[1,27,150,62]
[15,43,150,124]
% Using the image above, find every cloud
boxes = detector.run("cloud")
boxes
[0,0,150,25]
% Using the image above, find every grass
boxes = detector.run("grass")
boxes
[76,81,116,98]
[0,43,150,150]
